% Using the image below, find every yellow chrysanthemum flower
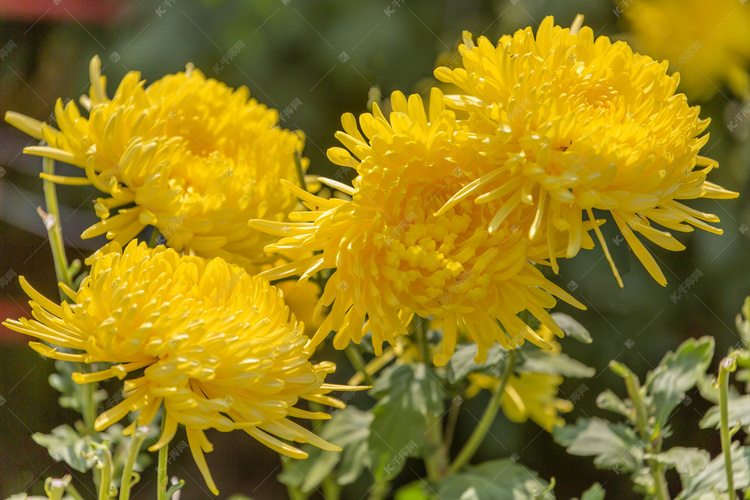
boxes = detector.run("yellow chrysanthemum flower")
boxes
[434,16,737,287]
[6,56,306,271]
[252,89,591,366]
[3,241,360,495]
[620,0,750,100]
[467,326,572,432]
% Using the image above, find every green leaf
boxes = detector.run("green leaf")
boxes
[700,394,750,430]
[645,336,714,431]
[677,444,750,499]
[437,459,553,500]
[447,343,506,384]
[579,483,606,500]
[551,313,592,343]
[394,481,431,500]
[736,296,750,347]
[651,447,710,476]
[596,390,633,419]
[369,364,447,480]
[49,361,106,415]
[278,407,372,493]
[31,424,95,473]
[518,350,595,378]
[553,418,643,472]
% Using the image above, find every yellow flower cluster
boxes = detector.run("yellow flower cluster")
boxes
[253,16,735,365]
[4,242,359,494]
[6,56,306,271]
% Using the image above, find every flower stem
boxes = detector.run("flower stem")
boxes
[345,345,373,386]
[40,155,72,297]
[119,428,148,500]
[148,227,161,248]
[65,484,85,500]
[414,320,449,480]
[623,369,669,500]
[157,438,169,500]
[446,348,517,476]
[97,444,114,500]
[719,356,737,498]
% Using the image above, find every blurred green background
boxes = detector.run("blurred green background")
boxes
[0,0,748,498]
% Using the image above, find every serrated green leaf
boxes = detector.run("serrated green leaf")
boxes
[551,313,592,343]
[447,344,506,384]
[437,459,553,500]
[31,425,95,473]
[737,297,750,347]
[553,418,643,472]
[369,364,447,480]
[651,447,710,476]
[596,390,633,419]
[518,350,595,378]
[278,407,372,493]
[646,336,714,431]
[677,444,750,499]
[700,394,750,430]
[579,483,605,500]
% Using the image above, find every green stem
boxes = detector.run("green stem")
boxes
[148,227,161,248]
[446,349,517,476]
[367,479,390,500]
[97,444,114,500]
[119,428,148,500]
[719,356,737,499]
[623,369,669,500]
[41,155,72,297]
[66,484,85,500]
[414,320,449,480]
[345,345,373,386]
[157,439,169,500]
[294,149,307,191]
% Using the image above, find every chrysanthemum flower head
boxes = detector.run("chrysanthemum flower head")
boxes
[434,16,737,287]
[467,325,572,432]
[620,0,750,100]
[252,89,590,366]
[6,56,307,270]
[3,241,360,495]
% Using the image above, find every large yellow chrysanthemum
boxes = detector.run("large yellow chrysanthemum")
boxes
[620,0,750,100]
[434,16,737,287]
[6,56,306,271]
[3,241,359,495]
[467,326,572,432]
[252,89,591,366]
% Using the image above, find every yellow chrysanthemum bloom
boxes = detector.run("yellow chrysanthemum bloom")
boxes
[620,0,750,100]
[467,326,572,432]
[3,241,360,495]
[252,89,590,366]
[434,16,737,287]
[5,56,306,271]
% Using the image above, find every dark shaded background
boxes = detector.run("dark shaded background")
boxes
[0,0,748,498]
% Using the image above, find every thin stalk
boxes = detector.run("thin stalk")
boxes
[415,320,448,480]
[40,155,72,297]
[65,484,85,500]
[156,432,169,500]
[294,149,307,191]
[119,428,148,500]
[443,389,464,452]
[623,370,669,500]
[719,356,737,498]
[345,345,374,386]
[446,349,517,476]
[148,227,161,248]
[97,445,114,500]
